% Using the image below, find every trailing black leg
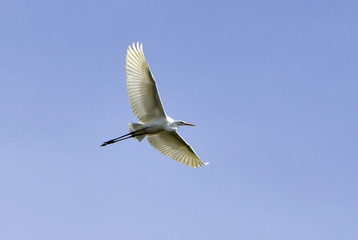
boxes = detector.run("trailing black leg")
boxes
[100,128,148,147]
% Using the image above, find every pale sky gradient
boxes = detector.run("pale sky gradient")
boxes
[1,0,357,239]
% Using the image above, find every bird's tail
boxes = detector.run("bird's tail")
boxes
[129,123,146,142]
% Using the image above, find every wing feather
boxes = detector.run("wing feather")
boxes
[147,131,206,168]
[126,42,166,123]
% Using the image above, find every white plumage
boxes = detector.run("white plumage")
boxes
[101,42,207,168]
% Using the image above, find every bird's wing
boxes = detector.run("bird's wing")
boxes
[147,131,207,168]
[126,42,166,123]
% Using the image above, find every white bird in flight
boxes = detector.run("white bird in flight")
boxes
[101,42,208,168]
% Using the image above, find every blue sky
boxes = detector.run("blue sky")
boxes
[1,0,357,239]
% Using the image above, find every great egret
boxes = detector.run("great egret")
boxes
[101,42,207,168]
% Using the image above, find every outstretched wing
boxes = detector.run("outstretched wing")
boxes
[126,42,166,123]
[147,131,207,168]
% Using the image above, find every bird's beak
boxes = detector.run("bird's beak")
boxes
[184,122,196,126]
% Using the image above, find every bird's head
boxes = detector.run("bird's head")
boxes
[175,120,196,127]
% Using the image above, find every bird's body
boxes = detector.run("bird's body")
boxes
[139,117,177,134]
[101,42,207,168]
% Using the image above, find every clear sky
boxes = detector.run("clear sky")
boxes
[1,0,357,239]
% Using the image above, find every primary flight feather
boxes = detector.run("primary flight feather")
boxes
[101,42,207,168]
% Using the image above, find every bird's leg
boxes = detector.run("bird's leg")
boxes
[101,128,148,147]
[100,134,131,146]
[101,133,145,146]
